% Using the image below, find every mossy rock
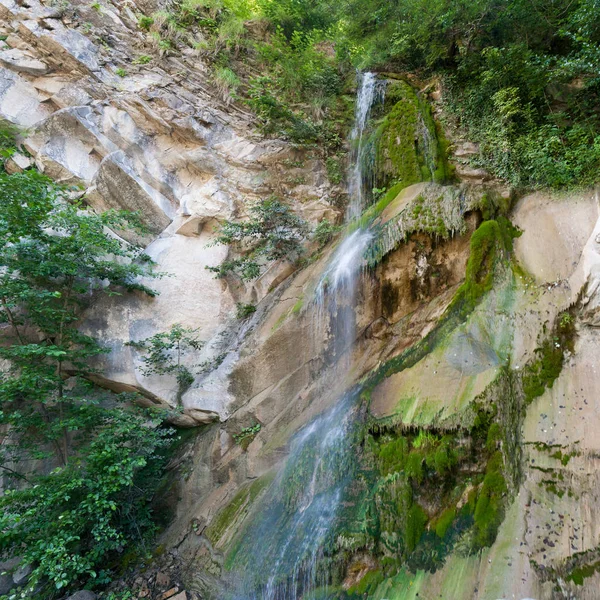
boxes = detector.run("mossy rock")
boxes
[371,79,452,193]
[205,474,274,550]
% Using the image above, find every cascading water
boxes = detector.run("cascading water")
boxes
[347,72,387,220]
[228,74,383,600]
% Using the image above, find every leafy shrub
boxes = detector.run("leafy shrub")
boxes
[127,324,203,393]
[208,197,309,280]
[137,15,154,30]
[236,303,257,319]
[313,218,340,249]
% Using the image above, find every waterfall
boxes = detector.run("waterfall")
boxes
[228,74,382,600]
[347,72,386,220]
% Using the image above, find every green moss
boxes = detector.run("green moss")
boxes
[550,449,577,466]
[472,451,507,549]
[522,309,575,406]
[485,422,502,452]
[567,561,600,586]
[347,568,385,595]
[292,295,304,314]
[405,503,428,553]
[404,451,424,485]
[448,219,512,318]
[363,216,517,394]
[206,474,273,548]
[376,435,410,475]
[434,506,457,538]
[372,80,450,192]
[431,439,458,476]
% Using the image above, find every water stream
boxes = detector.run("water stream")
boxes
[229,73,384,600]
[347,72,387,220]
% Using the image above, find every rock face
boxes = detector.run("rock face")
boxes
[0,0,338,424]
[4,1,600,598]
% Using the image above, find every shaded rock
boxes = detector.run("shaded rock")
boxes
[0,557,21,596]
[65,592,97,600]
[88,151,174,238]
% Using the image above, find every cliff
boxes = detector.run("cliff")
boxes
[1,1,600,599]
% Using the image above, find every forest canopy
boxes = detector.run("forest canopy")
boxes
[175,0,600,188]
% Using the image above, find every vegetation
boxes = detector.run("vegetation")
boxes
[132,0,600,189]
[522,311,575,406]
[0,165,174,597]
[313,218,340,249]
[127,324,204,400]
[338,0,600,188]
[233,423,262,450]
[236,302,257,319]
[208,197,309,280]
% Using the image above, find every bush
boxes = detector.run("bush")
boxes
[313,218,340,249]
[236,302,257,319]
[208,197,309,280]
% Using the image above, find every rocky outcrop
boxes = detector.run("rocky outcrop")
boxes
[0,0,339,423]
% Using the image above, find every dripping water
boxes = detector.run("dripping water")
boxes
[228,74,382,600]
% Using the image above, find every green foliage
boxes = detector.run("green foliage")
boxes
[313,218,340,249]
[0,406,173,597]
[208,197,309,280]
[133,0,350,148]
[137,15,154,30]
[335,0,600,187]
[214,66,241,97]
[0,170,173,597]
[0,121,20,162]
[236,303,257,319]
[115,67,127,77]
[127,324,203,393]
[233,423,262,450]
[133,54,153,64]
[325,156,344,184]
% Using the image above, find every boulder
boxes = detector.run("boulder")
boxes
[0,48,48,75]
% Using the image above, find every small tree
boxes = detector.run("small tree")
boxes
[208,197,309,280]
[127,324,204,402]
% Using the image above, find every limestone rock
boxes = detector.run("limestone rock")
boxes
[0,48,48,75]
[89,152,174,236]
[0,67,53,126]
